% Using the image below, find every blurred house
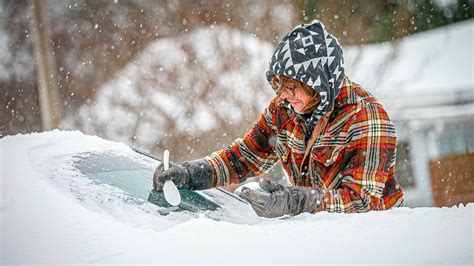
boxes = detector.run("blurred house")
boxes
[345,19,474,207]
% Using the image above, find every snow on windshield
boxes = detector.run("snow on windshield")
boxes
[1,130,472,264]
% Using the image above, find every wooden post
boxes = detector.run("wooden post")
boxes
[29,0,61,130]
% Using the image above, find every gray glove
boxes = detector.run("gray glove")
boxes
[153,159,213,191]
[240,179,324,218]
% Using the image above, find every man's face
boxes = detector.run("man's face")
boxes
[274,75,314,114]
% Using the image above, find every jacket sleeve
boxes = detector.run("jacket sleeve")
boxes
[321,103,398,212]
[204,99,280,187]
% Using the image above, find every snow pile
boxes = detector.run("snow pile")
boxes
[1,131,473,264]
[62,25,274,151]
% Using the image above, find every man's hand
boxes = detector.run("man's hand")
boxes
[153,159,214,191]
[153,162,190,191]
[239,179,324,218]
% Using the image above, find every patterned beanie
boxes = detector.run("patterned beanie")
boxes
[266,19,345,125]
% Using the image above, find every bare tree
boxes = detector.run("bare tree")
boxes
[29,0,61,130]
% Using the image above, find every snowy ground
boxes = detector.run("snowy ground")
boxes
[1,131,473,264]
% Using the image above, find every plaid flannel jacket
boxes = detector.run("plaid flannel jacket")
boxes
[205,77,404,213]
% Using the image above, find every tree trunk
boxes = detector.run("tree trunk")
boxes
[29,0,61,130]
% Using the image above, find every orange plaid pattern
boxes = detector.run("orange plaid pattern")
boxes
[206,77,404,213]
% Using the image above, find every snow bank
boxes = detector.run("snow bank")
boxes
[1,131,473,264]
[62,25,275,151]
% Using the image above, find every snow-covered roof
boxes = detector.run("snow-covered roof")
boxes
[344,19,474,112]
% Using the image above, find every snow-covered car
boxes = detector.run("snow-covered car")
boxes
[68,146,256,221]
[1,131,472,264]
[20,130,260,226]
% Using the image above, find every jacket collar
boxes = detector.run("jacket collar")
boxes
[334,76,361,109]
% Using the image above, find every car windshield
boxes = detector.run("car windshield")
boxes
[73,152,154,199]
[71,151,221,214]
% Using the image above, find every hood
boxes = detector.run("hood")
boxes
[266,19,345,123]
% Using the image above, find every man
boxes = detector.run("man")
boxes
[153,19,404,218]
